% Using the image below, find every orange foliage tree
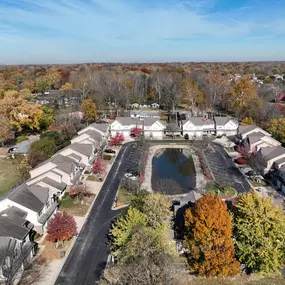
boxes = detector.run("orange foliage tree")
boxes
[184,194,240,277]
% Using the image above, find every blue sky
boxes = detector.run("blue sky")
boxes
[0,0,284,64]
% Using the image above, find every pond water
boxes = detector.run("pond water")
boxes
[152,148,196,195]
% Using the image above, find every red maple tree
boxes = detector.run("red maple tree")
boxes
[130,127,142,136]
[93,157,106,174]
[110,132,125,146]
[47,212,77,243]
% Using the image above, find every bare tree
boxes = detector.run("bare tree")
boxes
[0,238,36,285]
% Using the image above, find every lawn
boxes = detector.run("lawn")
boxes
[59,195,95,216]
[0,158,21,195]
[116,187,133,207]
[205,182,237,199]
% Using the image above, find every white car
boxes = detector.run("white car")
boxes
[124,173,137,180]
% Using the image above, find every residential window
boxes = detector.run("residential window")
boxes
[46,200,50,208]
[38,209,42,217]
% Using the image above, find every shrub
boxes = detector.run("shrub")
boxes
[234,157,247,165]
[103,154,112,160]
[84,170,90,174]
[16,136,28,143]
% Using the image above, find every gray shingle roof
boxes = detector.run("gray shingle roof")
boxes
[0,216,30,240]
[41,177,67,191]
[181,190,202,204]
[275,157,285,166]
[89,123,109,133]
[260,146,285,161]
[239,125,258,135]
[8,184,48,213]
[214,117,236,126]
[68,153,82,162]
[69,143,93,157]
[247,132,265,144]
[86,130,102,142]
[115,117,160,127]
[51,154,76,174]
[0,206,28,227]
[185,117,215,126]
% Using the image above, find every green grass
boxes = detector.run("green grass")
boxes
[87,175,102,182]
[59,195,95,216]
[0,159,21,195]
[205,182,237,199]
[116,187,133,206]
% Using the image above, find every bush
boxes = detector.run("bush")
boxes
[16,136,28,144]
[234,157,247,165]
[103,154,112,160]
[84,170,90,174]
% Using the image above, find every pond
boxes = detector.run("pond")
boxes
[152,148,196,195]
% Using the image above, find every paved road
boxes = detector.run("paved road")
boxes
[204,143,251,193]
[55,143,134,285]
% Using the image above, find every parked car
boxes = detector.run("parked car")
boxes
[8,147,17,153]
[124,173,137,180]
[104,149,116,154]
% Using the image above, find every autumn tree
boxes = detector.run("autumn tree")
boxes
[184,194,240,277]
[92,157,106,174]
[47,212,77,245]
[180,77,205,111]
[130,127,142,136]
[110,132,125,145]
[81,99,97,124]
[232,190,285,274]
[240,117,255,126]
[229,77,257,117]
[35,76,51,94]
[18,156,31,180]
[22,78,35,92]
[19,88,33,101]
[0,115,13,145]
[0,95,43,131]
[267,118,285,143]
[68,185,91,202]
[39,106,55,130]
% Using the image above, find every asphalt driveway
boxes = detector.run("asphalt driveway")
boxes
[204,143,251,193]
[55,143,134,285]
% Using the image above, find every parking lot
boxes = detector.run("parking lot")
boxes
[204,143,251,193]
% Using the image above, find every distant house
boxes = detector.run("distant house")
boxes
[238,125,271,140]
[253,146,285,174]
[0,183,58,234]
[110,117,166,139]
[151,103,160,108]
[182,117,215,138]
[214,117,238,137]
[130,103,140,109]
[9,137,39,155]
[130,110,161,119]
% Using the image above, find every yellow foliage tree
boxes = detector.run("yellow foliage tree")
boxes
[0,95,43,131]
[81,99,97,124]
[240,117,255,126]
[229,77,256,111]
